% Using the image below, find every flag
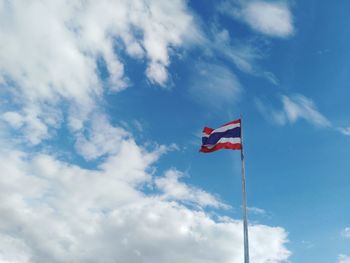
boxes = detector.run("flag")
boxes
[200,119,242,153]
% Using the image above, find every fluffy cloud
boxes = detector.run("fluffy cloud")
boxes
[0,0,199,145]
[1,112,24,129]
[339,255,350,263]
[75,114,130,160]
[219,0,294,38]
[0,144,291,263]
[155,169,228,209]
[256,94,331,128]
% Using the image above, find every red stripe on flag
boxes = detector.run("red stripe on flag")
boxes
[203,127,214,135]
[221,119,241,127]
[199,142,242,153]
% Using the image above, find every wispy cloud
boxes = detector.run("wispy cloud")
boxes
[301,240,314,249]
[256,94,331,128]
[281,95,331,127]
[189,62,242,108]
[338,127,350,136]
[247,206,266,215]
[211,28,262,74]
[209,26,280,85]
[256,94,350,138]
[219,0,294,38]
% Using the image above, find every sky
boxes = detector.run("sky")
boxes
[0,0,350,262]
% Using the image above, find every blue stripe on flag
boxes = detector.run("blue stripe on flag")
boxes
[202,137,208,145]
[203,127,241,145]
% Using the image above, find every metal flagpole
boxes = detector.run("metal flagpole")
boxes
[240,114,250,263]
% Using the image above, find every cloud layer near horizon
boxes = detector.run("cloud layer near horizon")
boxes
[0,144,291,263]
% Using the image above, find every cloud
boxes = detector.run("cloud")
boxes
[1,112,24,129]
[281,95,330,127]
[211,28,262,74]
[247,207,266,215]
[189,63,241,108]
[338,127,350,136]
[219,0,294,38]
[75,114,130,160]
[342,227,350,238]
[209,26,279,85]
[264,71,280,86]
[301,240,314,249]
[339,255,350,263]
[256,94,331,128]
[0,2,292,262]
[0,145,291,263]
[155,169,228,209]
[0,0,200,145]
[256,94,350,138]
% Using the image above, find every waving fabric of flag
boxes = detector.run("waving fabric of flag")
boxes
[200,119,242,153]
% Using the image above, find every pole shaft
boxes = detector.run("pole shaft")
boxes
[240,115,250,263]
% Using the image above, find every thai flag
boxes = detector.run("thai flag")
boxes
[200,119,242,153]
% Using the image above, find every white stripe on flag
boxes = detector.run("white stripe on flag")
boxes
[212,123,240,134]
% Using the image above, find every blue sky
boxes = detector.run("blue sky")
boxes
[1,0,350,262]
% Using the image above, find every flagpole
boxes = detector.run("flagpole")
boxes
[240,114,250,263]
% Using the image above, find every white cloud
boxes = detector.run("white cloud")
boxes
[256,94,331,128]
[256,95,350,137]
[146,61,169,86]
[338,127,350,136]
[1,111,24,129]
[264,71,280,86]
[211,28,262,74]
[156,169,228,209]
[75,114,130,160]
[219,0,294,38]
[0,235,32,263]
[0,2,292,262]
[247,207,266,215]
[209,26,279,85]
[339,254,350,263]
[189,63,241,108]
[0,0,200,145]
[281,95,330,127]
[342,227,350,238]
[0,144,291,263]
